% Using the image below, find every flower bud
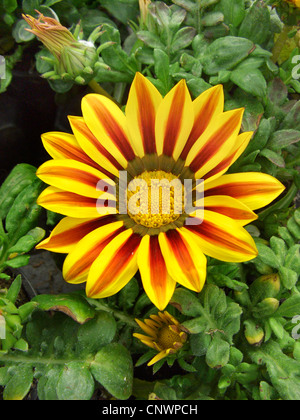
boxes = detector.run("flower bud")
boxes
[244,320,264,346]
[252,298,280,319]
[249,273,281,305]
[23,12,102,84]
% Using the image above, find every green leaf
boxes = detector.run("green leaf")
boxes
[170,288,203,317]
[217,0,245,27]
[255,243,280,269]
[238,0,270,44]
[8,227,45,254]
[260,148,285,167]
[0,164,37,220]
[170,27,196,53]
[76,311,116,355]
[4,255,30,269]
[32,294,95,324]
[5,179,44,242]
[279,266,298,290]
[250,341,300,400]
[230,68,267,98]
[99,0,139,24]
[56,362,94,400]
[91,343,133,400]
[276,295,300,318]
[100,24,137,74]
[12,20,35,43]
[268,130,300,151]
[2,364,33,400]
[200,36,254,75]
[206,334,230,369]
[5,275,22,304]
[153,48,171,94]
[137,30,165,49]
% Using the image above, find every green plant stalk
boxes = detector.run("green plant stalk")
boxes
[88,79,120,107]
[85,297,137,328]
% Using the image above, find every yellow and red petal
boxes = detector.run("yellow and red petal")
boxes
[204,172,285,210]
[36,216,117,253]
[81,94,135,168]
[203,131,253,183]
[86,229,141,298]
[201,195,258,226]
[41,132,100,171]
[137,235,176,311]
[158,229,206,293]
[184,210,258,262]
[36,159,115,199]
[63,220,125,284]
[155,79,194,161]
[125,72,162,157]
[180,84,224,160]
[68,115,122,178]
[185,108,244,179]
[37,186,116,218]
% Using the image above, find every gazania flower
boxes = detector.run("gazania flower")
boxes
[133,311,187,366]
[35,72,285,310]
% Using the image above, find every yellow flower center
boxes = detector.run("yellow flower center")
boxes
[127,170,183,228]
[157,325,181,350]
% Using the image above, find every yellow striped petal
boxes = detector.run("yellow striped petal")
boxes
[180,84,224,160]
[185,108,244,178]
[63,221,125,284]
[68,116,122,178]
[203,131,253,183]
[158,229,207,293]
[81,94,135,168]
[36,159,115,199]
[201,195,258,226]
[36,217,114,254]
[86,229,141,298]
[37,186,116,218]
[183,210,258,262]
[137,235,176,311]
[155,79,194,161]
[125,72,162,157]
[204,172,286,210]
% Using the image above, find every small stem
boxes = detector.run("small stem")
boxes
[88,79,121,107]
[271,25,292,63]
[86,298,137,328]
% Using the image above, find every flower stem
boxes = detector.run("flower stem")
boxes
[88,79,121,107]
[271,25,292,63]
[85,297,137,328]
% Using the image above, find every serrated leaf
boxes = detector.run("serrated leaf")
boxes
[32,294,95,324]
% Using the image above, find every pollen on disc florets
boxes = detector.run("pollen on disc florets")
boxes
[127,170,184,228]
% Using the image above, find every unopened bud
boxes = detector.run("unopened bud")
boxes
[252,298,280,319]
[244,320,264,346]
[249,273,280,305]
[23,12,101,85]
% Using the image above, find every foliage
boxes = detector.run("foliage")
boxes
[0,0,299,401]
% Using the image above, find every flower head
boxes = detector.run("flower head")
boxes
[133,311,187,366]
[23,12,101,84]
[35,73,285,310]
